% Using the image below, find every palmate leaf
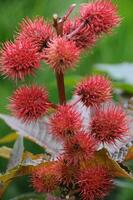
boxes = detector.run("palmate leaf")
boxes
[0,114,63,158]
[0,151,52,198]
[7,136,24,170]
[84,149,133,179]
[0,148,133,198]
[125,146,133,161]
[0,134,21,179]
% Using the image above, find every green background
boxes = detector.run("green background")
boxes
[0,0,133,199]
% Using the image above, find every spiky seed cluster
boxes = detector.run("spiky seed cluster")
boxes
[0,40,40,80]
[31,163,59,193]
[49,105,82,140]
[0,1,125,199]
[9,85,50,122]
[57,157,78,186]
[78,166,113,200]
[64,18,96,50]
[75,75,112,107]
[80,0,121,35]
[90,105,128,144]
[64,131,96,165]
[18,17,53,51]
[44,37,80,73]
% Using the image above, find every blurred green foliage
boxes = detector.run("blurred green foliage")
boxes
[0,0,133,199]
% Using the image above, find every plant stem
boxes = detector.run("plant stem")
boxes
[62,3,76,23]
[66,16,93,40]
[53,4,77,105]
[53,14,66,105]
[55,72,66,105]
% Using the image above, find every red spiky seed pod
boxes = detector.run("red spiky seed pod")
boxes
[17,17,54,52]
[57,157,78,187]
[64,131,97,165]
[64,18,96,50]
[90,105,129,144]
[75,75,112,107]
[9,85,50,122]
[49,105,82,140]
[78,166,113,200]
[80,0,121,35]
[31,163,59,193]
[43,37,80,73]
[0,39,40,80]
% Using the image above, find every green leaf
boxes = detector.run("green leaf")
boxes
[115,179,133,190]
[84,149,133,179]
[9,193,45,200]
[0,152,51,198]
[113,82,133,94]
[0,133,18,144]
[0,114,62,158]
[0,146,11,159]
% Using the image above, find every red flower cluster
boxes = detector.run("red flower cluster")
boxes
[78,166,113,200]
[64,131,96,165]
[49,105,82,140]
[90,105,128,144]
[0,0,120,78]
[0,1,127,200]
[32,163,59,193]
[44,37,80,73]
[57,157,78,187]
[9,85,50,122]
[0,17,54,80]
[80,0,120,35]
[0,40,40,80]
[64,0,120,51]
[75,75,112,107]
[43,75,128,199]
[17,17,54,51]
[64,18,96,50]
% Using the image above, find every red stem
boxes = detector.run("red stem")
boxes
[56,72,66,105]
[53,4,77,105]
[67,20,86,39]
[53,13,66,105]
[62,3,76,23]
[67,16,93,40]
